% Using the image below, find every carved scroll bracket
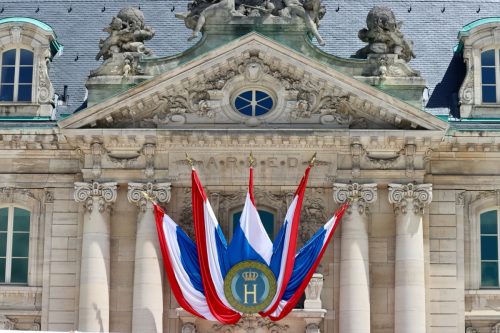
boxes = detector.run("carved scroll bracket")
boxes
[388,183,432,215]
[127,182,171,212]
[333,183,377,215]
[74,181,118,213]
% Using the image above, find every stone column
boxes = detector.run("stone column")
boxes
[388,183,432,333]
[74,182,117,332]
[334,183,377,333]
[128,182,171,333]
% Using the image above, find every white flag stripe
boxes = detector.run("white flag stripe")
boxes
[240,193,273,264]
[263,195,299,312]
[161,214,215,320]
[203,200,235,310]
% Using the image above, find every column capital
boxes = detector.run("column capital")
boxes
[128,182,171,212]
[74,181,117,212]
[388,183,432,215]
[333,183,377,215]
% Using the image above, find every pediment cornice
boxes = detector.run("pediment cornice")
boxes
[58,33,447,131]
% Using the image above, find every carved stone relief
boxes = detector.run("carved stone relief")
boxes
[388,183,432,215]
[333,183,378,215]
[74,181,118,213]
[299,196,327,245]
[213,316,289,333]
[128,182,171,212]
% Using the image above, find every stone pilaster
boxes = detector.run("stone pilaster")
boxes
[74,181,117,332]
[388,183,432,333]
[334,183,377,333]
[128,182,171,333]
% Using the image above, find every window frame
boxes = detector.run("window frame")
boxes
[0,47,34,103]
[0,205,31,284]
[468,193,500,290]
[479,208,500,287]
[480,48,499,104]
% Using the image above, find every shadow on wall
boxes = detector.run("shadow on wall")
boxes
[426,53,466,118]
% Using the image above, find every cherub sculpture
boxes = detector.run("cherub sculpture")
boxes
[282,0,325,46]
[96,7,155,61]
[355,6,415,62]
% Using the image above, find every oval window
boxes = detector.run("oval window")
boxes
[234,89,274,117]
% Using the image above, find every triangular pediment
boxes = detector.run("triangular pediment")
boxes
[58,33,447,131]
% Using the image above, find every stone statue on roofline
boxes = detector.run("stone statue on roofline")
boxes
[176,0,326,45]
[91,7,155,77]
[355,6,419,77]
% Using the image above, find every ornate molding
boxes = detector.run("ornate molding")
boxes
[405,144,416,177]
[333,183,377,215]
[304,273,323,310]
[181,322,197,333]
[91,142,104,178]
[143,143,156,178]
[44,190,54,203]
[388,183,432,215]
[74,182,118,212]
[351,143,362,178]
[305,323,321,333]
[0,187,38,203]
[474,190,500,206]
[456,191,466,206]
[213,316,288,333]
[127,182,171,212]
[0,315,15,330]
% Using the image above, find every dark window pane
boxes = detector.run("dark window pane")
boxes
[255,90,269,101]
[482,261,499,287]
[13,208,30,232]
[0,233,6,257]
[17,85,32,102]
[0,85,13,101]
[481,210,498,234]
[255,105,269,116]
[482,67,496,85]
[481,236,498,260]
[2,50,16,66]
[232,210,274,240]
[258,97,273,110]
[10,258,28,283]
[18,67,33,84]
[12,233,29,257]
[483,86,497,103]
[0,208,7,232]
[482,50,496,66]
[238,105,253,116]
[1,67,15,84]
[235,97,251,110]
[19,50,33,66]
[0,258,5,283]
[240,91,253,101]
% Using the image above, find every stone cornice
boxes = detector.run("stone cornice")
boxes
[388,183,432,215]
[74,181,117,212]
[127,182,171,212]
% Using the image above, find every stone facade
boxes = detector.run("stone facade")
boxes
[2,3,500,333]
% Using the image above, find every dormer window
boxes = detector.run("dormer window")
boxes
[0,48,34,102]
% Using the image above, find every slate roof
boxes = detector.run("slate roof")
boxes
[1,0,499,117]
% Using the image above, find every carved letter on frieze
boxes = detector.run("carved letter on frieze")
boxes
[74,182,118,212]
[388,183,432,215]
[333,183,378,215]
[127,182,171,212]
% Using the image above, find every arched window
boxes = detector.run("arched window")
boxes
[0,49,34,102]
[0,206,30,284]
[232,210,275,240]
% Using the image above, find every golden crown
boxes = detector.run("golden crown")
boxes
[242,270,259,281]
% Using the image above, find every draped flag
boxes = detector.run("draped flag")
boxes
[228,166,273,267]
[153,204,216,321]
[261,165,312,317]
[191,168,242,324]
[268,202,349,321]
[151,155,348,324]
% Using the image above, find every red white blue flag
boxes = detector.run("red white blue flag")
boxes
[153,160,347,324]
